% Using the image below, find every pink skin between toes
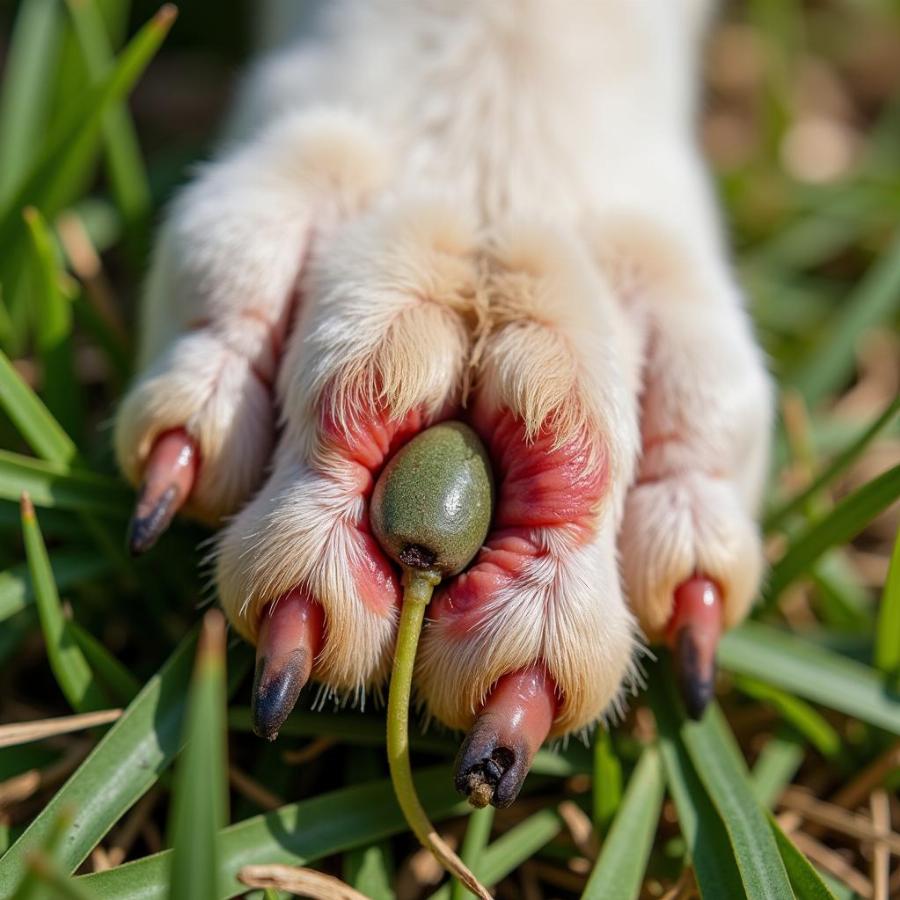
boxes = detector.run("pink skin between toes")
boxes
[246,401,448,687]
[429,401,608,645]
[143,406,717,743]
[257,390,605,745]
[314,402,438,618]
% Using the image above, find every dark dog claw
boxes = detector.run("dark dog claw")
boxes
[453,666,557,808]
[251,588,323,741]
[666,577,723,720]
[127,429,198,555]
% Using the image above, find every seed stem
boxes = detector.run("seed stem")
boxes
[387,568,492,900]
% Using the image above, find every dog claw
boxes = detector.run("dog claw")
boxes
[454,666,557,808]
[127,428,198,555]
[251,588,323,741]
[666,577,722,720]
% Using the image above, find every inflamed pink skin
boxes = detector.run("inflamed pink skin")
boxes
[115,0,773,816]
[128,399,725,805]
[128,403,724,805]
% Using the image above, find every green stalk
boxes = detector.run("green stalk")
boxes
[386,569,491,900]
[450,805,495,900]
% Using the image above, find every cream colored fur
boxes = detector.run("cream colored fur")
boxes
[115,111,390,519]
[416,223,642,737]
[116,0,772,735]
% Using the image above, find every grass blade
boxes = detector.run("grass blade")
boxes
[0,5,177,242]
[450,806,494,900]
[810,552,874,633]
[71,281,132,387]
[649,679,752,898]
[789,230,900,405]
[874,527,900,678]
[720,621,900,734]
[342,749,395,900]
[676,700,793,899]
[734,677,844,762]
[583,746,664,900]
[0,347,78,465]
[592,728,622,833]
[227,707,588,777]
[69,620,141,704]
[42,0,131,214]
[0,353,134,576]
[228,705,455,753]
[765,394,900,533]
[80,767,468,900]
[23,207,82,439]
[0,628,199,892]
[10,807,79,900]
[64,0,152,229]
[345,845,394,900]
[767,463,900,599]
[168,612,229,900]
[0,552,111,622]
[20,851,102,900]
[744,187,883,275]
[0,4,161,354]
[20,493,107,713]
[470,809,562,888]
[0,450,131,518]
[769,815,837,900]
[431,809,564,899]
[0,0,63,202]
[750,730,805,808]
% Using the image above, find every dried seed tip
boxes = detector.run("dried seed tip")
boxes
[198,609,227,666]
[399,544,437,569]
[20,492,35,521]
[466,775,495,809]
[155,4,179,29]
[370,422,493,576]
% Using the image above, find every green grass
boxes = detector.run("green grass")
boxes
[0,1,898,898]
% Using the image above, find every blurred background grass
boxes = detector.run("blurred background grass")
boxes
[0,1,898,898]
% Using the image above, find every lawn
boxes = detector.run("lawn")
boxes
[0,1,898,898]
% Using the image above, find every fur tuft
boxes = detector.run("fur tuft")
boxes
[278,198,479,455]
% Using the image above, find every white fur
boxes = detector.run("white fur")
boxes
[115,110,390,519]
[279,198,479,461]
[215,444,398,699]
[118,0,772,734]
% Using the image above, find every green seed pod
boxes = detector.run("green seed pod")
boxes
[371,421,494,576]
